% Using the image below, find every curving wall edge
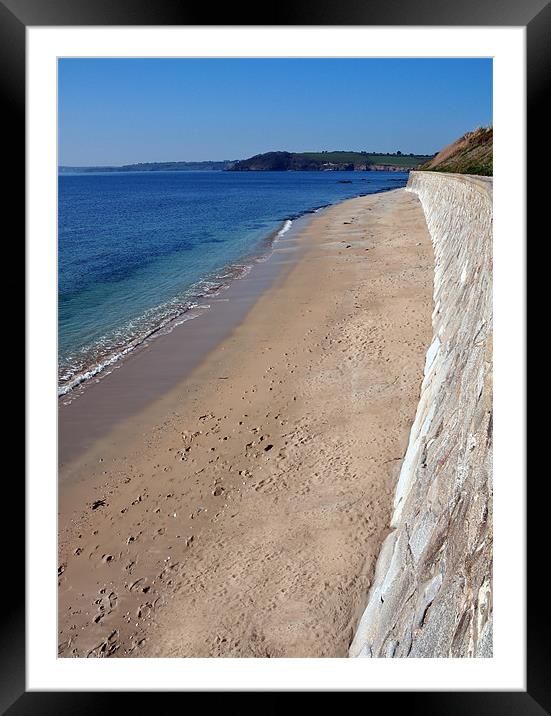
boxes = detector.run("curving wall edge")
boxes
[349,171,493,658]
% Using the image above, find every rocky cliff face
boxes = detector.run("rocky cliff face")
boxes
[365,164,411,172]
[349,171,493,658]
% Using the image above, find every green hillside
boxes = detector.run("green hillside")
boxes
[229,151,433,171]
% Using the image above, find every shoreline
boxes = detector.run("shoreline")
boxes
[58,210,315,469]
[59,184,406,405]
[58,187,434,657]
[59,186,405,469]
[59,214,298,400]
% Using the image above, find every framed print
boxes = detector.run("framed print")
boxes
[8,0,541,708]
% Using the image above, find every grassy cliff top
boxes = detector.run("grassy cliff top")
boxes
[418,127,492,176]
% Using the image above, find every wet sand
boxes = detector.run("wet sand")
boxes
[58,188,433,658]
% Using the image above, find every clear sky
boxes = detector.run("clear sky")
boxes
[58,58,492,166]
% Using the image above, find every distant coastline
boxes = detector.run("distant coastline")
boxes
[228,151,432,172]
[59,149,434,174]
[58,160,235,173]
[61,131,489,175]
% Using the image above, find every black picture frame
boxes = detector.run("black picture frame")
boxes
[8,0,540,709]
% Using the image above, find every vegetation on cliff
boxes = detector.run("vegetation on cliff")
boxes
[418,126,493,176]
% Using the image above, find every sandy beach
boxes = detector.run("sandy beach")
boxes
[58,187,433,658]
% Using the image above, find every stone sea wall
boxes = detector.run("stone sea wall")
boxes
[350,171,493,658]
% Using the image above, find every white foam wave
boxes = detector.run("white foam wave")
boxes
[58,303,205,397]
[275,219,293,240]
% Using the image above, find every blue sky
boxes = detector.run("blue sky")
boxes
[58,58,492,166]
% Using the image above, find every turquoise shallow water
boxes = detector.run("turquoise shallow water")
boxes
[58,169,408,394]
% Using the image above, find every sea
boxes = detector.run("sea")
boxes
[59,170,409,396]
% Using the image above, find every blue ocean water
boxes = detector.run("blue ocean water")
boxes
[59,170,408,394]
